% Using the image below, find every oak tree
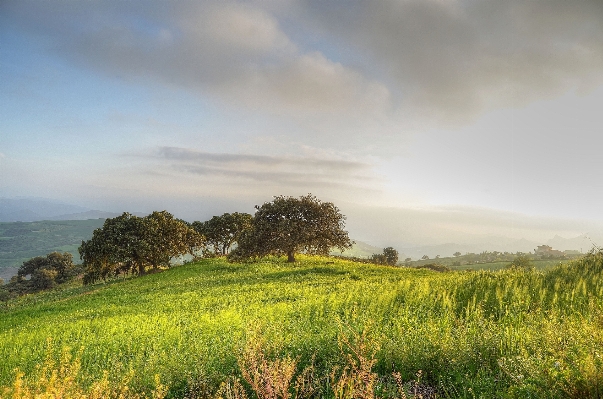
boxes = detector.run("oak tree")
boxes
[79,211,204,284]
[230,194,352,262]
[9,252,75,293]
[192,212,252,256]
[382,247,399,265]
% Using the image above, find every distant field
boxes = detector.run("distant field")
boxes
[1,254,603,398]
[0,219,104,281]
[448,259,566,272]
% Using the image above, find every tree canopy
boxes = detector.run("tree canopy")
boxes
[79,211,204,284]
[371,247,399,266]
[4,252,76,295]
[230,194,352,262]
[192,212,252,256]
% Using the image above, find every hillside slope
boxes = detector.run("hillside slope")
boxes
[1,255,603,398]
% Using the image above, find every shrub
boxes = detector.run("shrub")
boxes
[415,263,451,272]
[506,255,534,271]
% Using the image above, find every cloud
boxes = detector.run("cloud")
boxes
[4,0,390,119]
[4,0,602,148]
[154,146,375,188]
[295,0,603,124]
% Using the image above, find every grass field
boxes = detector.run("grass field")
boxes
[448,259,565,272]
[1,254,603,398]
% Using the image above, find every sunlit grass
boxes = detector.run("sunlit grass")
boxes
[1,253,603,397]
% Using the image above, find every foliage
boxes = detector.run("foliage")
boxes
[414,263,450,272]
[506,255,535,271]
[230,195,352,262]
[2,252,76,297]
[1,339,167,399]
[192,213,252,256]
[2,254,603,397]
[0,219,105,283]
[79,211,204,284]
[330,325,379,399]
[371,247,399,266]
[18,252,75,285]
[235,331,299,399]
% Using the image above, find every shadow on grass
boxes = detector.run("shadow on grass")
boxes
[263,266,349,281]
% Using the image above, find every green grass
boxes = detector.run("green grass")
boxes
[1,254,603,398]
[448,259,565,272]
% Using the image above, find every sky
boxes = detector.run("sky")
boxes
[1,0,603,251]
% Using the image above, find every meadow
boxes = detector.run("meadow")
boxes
[1,254,603,398]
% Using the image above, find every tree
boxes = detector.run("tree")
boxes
[0,287,9,302]
[421,255,429,260]
[79,211,204,284]
[372,247,399,266]
[453,252,462,257]
[141,211,205,269]
[9,252,75,294]
[30,268,58,291]
[506,255,534,271]
[230,194,353,262]
[192,212,252,256]
[370,253,386,265]
[79,212,143,282]
[383,247,399,265]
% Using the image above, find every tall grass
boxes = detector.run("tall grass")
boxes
[1,253,603,397]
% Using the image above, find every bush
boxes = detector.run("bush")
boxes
[415,263,451,272]
[370,247,399,266]
[506,255,534,271]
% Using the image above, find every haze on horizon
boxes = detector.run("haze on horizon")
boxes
[1,1,603,251]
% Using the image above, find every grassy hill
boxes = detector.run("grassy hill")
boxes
[0,219,384,283]
[0,219,105,281]
[1,255,603,398]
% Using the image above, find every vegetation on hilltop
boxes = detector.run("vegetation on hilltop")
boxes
[191,212,253,257]
[0,219,105,281]
[2,195,601,397]
[370,247,399,266]
[79,211,204,284]
[1,252,80,299]
[1,252,603,398]
[230,194,352,263]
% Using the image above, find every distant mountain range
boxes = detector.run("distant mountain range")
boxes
[398,234,593,260]
[0,197,121,222]
[0,197,595,276]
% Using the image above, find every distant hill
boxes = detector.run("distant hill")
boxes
[46,210,121,220]
[0,219,105,282]
[546,234,595,252]
[335,240,407,260]
[0,197,91,222]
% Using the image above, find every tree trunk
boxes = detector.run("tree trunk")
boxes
[138,262,146,275]
[287,251,296,263]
